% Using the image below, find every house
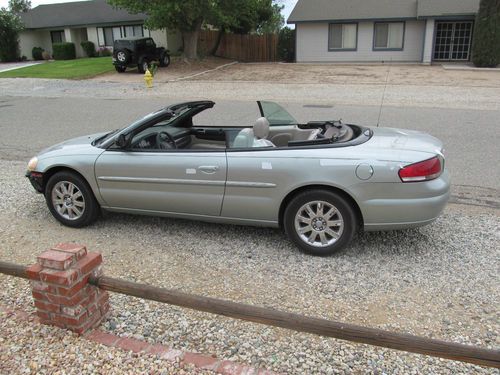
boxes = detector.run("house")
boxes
[18,0,182,59]
[288,0,480,64]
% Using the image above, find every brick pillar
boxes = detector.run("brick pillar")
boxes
[26,243,110,335]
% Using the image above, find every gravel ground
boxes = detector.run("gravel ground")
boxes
[1,159,498,374]
[0,309,211,375]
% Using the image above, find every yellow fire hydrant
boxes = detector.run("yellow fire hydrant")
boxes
[144,69,153,88]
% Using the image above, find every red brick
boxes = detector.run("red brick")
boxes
[58,311,88,327]
[39,268,79,286]
[159,348,184,362]
[40,319,66,329]
[86,303,98,316]
[183,352,220,370]
[26,264,42,280]
[85,330,119,346]
[145,344,170,356]
[96,291,109,306]
[217,361,258,375]
[45,289,88,306]
[34,300,60,314]
[115,337,150,353]
[37,250,76,271]
[32,281,58,294]
[57,276,89,297]
[61,304,86,317]
[52,243,87,260]
[99,301,111,317]
[71,312,103,335]
[31,291,47,301]
[35,310,51,320]
[73,252,102,277]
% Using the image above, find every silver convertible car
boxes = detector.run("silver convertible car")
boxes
[26,101,450,256]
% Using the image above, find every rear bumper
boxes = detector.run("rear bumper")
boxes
[357,170,451,231]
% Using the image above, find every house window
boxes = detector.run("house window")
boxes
[328,23,357,50]
[100,27,122,46]
[374,22,405,50]
[50,30,65,43]
[124,25,144,37]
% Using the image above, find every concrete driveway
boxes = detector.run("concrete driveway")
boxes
[0,61,43,73]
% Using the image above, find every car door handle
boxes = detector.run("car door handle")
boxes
[198,166,219,174]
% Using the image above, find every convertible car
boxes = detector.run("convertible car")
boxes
[26,101,450,256]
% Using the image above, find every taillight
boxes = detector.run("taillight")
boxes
[398,156,442,182]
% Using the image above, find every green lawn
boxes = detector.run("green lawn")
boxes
[0,57,115,79]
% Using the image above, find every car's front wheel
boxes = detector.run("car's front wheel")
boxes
[138,57,149,74]
[45,171,99,228]
[284,189,357,256]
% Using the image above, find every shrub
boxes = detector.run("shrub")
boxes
[0,9,22,62]
[277,27,295,62]
[80,40,96,57]
[32,46,44,60]
[42,51,51,60]
[52,42,76,60]
[97,47,112,57]
[472,0,500,67]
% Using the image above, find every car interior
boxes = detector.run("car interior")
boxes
[128,101,362,151]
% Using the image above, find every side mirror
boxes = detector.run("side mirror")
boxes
[115,134,129,149]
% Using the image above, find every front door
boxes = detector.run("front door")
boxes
[433,21,474,61]
[94,150,227,216]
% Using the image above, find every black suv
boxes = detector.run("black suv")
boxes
[112,37,170,73]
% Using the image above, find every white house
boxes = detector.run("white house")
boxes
[288,0,480,64]
[18,0,182,59]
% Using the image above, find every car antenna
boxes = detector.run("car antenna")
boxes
[377,60,391,127]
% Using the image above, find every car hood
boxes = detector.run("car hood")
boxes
[38,132,107,158]
[367,127,444,155]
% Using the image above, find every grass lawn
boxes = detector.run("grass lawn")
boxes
[0,57,115,79]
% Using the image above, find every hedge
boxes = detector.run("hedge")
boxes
[472,0,500,67]
[32,47,44,60]
[52,42,76,60]
[80,41,96,57]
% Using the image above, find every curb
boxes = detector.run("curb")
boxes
[1,305,277,375]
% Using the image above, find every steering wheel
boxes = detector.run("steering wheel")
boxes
[156,131,177,149]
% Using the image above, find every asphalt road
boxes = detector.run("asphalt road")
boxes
[0,95,498,193]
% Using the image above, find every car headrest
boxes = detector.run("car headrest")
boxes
[254,117,270,139]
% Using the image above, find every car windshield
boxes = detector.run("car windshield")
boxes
[259,101,298,125]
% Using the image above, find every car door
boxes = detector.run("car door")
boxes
[94,148,227,217]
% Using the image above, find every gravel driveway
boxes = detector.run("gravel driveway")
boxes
[0,159,498,374]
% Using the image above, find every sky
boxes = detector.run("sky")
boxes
[0,0,299,23]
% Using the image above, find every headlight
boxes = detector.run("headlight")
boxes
[27,157,38,172]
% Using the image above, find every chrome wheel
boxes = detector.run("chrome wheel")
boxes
[51,181,85,221]
[117,51,127,62]
[294,200,344,248]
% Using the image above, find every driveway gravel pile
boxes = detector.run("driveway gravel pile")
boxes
[0,159,498,374]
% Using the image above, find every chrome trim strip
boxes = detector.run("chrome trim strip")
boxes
[98,176,225,187]
[226,181,277,188]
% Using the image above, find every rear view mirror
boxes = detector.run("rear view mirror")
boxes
[115,134,129,149]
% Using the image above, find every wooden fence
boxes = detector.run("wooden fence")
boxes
[198,30,278,62]
[0,260,499,368]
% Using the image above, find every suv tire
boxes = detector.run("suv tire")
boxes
[115,66,126,73]
[115,49,130,64]
[159,51,171,67]
[138,56,149,74]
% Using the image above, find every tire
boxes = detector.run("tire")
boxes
[44,171,100,228]
[159,52,170,67]
[283,189,357,256]
[115,49,130,65]
[137,57,149,73]
[115,66,126,73]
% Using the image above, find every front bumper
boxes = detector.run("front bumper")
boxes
[26,171,44,193]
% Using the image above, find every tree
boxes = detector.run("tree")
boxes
[472,0,500,67]
[108,0,283,59]
[9,0,31,13]
[0,7,23,61]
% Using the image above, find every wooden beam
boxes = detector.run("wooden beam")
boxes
[92,275,500,369]
[1,261,498,368]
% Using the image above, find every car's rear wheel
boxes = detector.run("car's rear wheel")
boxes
[138,57,149,74]
[45,171,99,228]
[284,189,357,256]
[115,66,126,73]
[159,52,170,67]
[115,49,130,64]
